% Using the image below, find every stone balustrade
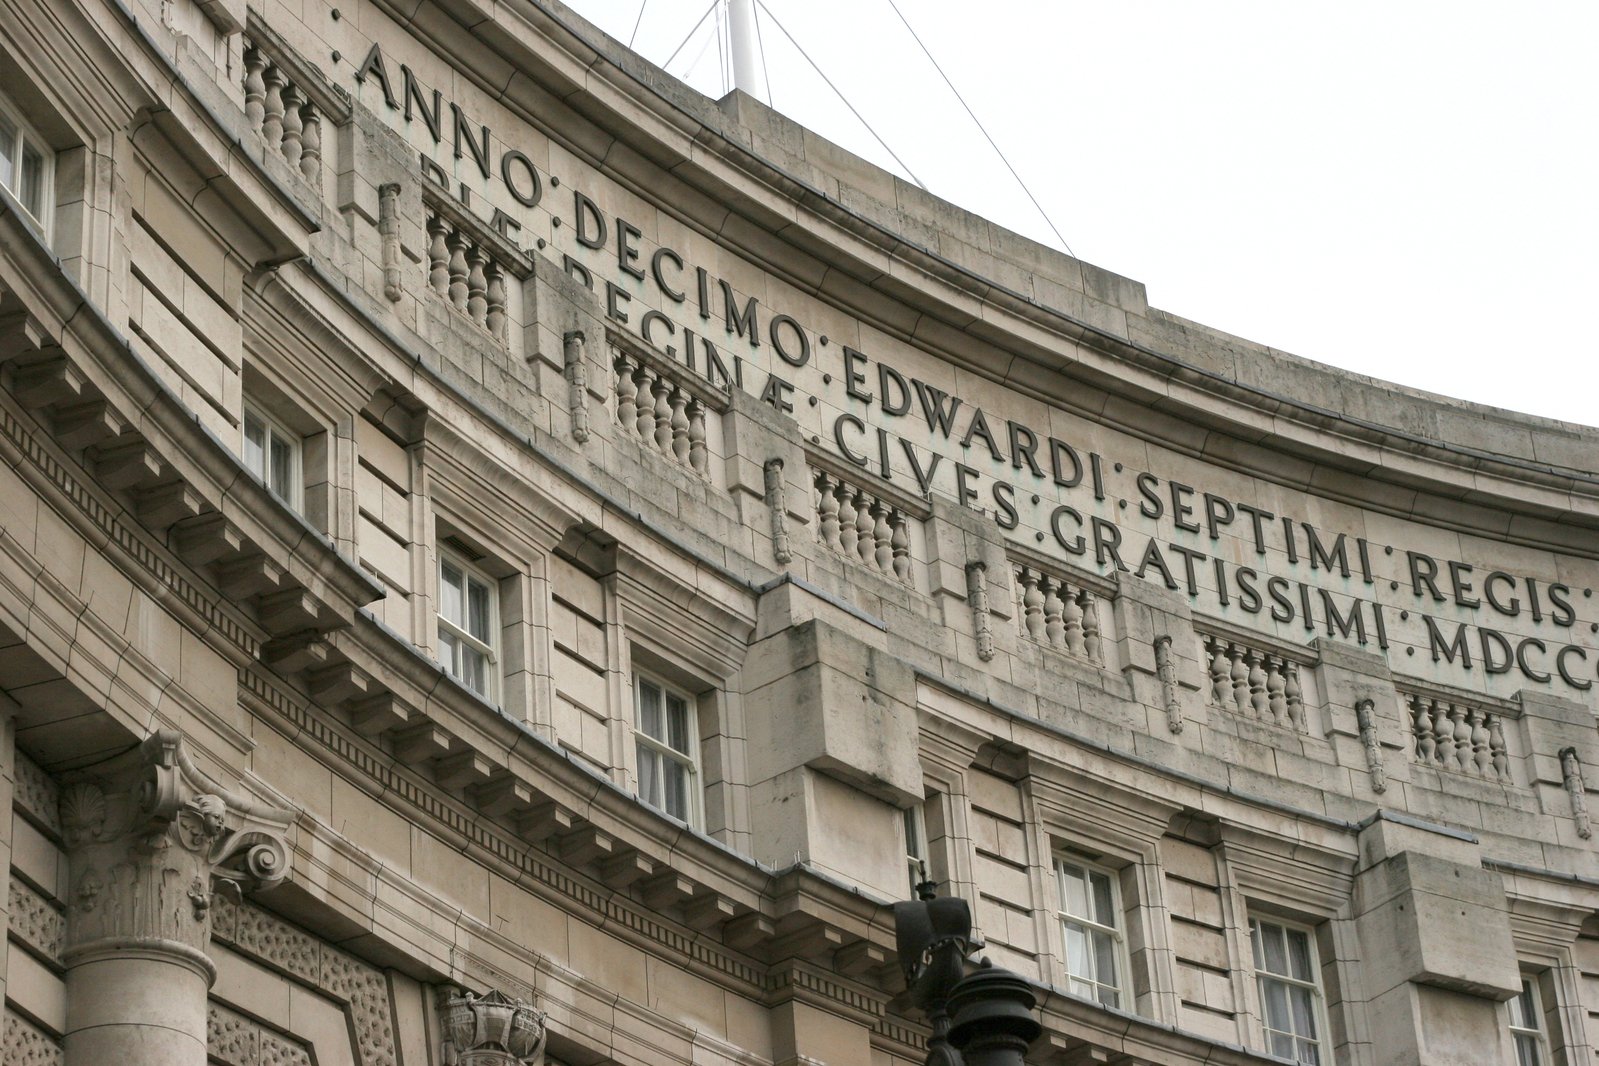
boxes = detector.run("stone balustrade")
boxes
[611,343,715,476]
[1013,564,1103,664]
[425,212,514,345]
[243,40,326,185]
[1404,689,1511,782]
[1201,634,1307,732]
[812,467,915,584]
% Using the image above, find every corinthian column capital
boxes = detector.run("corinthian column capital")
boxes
[58,729,295,977]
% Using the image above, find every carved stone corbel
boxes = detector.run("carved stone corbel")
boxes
[1355,698,1386,794]
[378,183,403,302]
[440,987,548,1065]
[966,561,994,662]
[1154,636,1182,733]
[564,330,589,443]
[59,729,294,974]
[764,458,792,565]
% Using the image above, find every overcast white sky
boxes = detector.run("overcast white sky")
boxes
[560,1,1599,431]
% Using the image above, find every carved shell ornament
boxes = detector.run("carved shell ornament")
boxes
[60,782,109,845]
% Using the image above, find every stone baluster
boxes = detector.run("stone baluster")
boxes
[279,85,305,169]
[243,45,267,131]
[1470,710,1491,777]
[1450,703,1471,771]
[261,64,286,148]
[427,216,450,297]
[1208,638,1230,705]
[1266,658,1287,724]
[1081,592,1102,661]
[651,375,673,454]
[299,101,322,183]
[466,245,489,326]
[1430,701,1451,766]
[447,232,469,311]
[765,459,791,565]
[1018,568,1044,642]
[59,731,293,1066]
[872,499,894,574]
[1063,586,1086,656]
[967,562,993,662]
[1490,717,1509,780]
[1229,645,1250,713]
[1041,578,1065,648]
[836,482,859,556]
[687,400,708,475]
[1248,652,1268,717]
[669,388,691,463]
[633,364,656,441]
[891,512,911,582]
[1155,635,1182,734]
[1356,698,1385,794]
[815,471,841,551]
[856,492,878,567]
[614,352,638,429]
[486,265,507,343]
[1411,694,1434,762]
[1284,663,1305,731]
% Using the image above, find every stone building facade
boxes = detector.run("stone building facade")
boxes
[0,0,1595,1063]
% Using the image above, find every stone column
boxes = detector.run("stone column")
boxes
[58,730,293,1066]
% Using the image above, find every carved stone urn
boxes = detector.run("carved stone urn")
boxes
[440,987,548,1065]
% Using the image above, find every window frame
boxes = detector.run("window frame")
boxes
[242,403,303,513]
[0,90,52,238]
[436,550,500,702]
[1055,853,1132,1010]
[631,672,702,830]
[1249,914,1330,1065]
[903,803,928,897]
[1508,974,1549,1066]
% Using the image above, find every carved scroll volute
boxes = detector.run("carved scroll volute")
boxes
[59,730,294,969]
[440,988,548,1066]
[378,183,404,302]
[764,458,792,565]
[966,561,994,662]
[1154,636,1181,733]
[1561,747,1592,841]
[564,330,589,443]
[1355,698,1386,794]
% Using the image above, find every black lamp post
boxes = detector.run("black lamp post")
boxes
[893,881,1043,1066]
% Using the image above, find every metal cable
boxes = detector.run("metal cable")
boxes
[627,0,648,48]
[753,0,926,190]
[663,0,720,70]
[753,0,774,106]
[884,0,1075,257]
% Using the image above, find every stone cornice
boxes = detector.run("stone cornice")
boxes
[359,0,1599,547]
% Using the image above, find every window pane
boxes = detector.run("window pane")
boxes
[462,645,487,695]
[1296,1037,1321,1065]
[1064,922,1089,980]
[1511,981,1535,1028]
[19,141,43,219]
[438,629,459,678]
[664,758,688,820]
[1262,922,1289,976]
[0,113,15,190]
[1289,984,1317,1039]
[440,562,464,625]
[1091,929,1118,990]
[243,412,266,478]
[1090,870,1116,926]
[637,745,659,806]
[1061,864,1088,919]
[1261,977,1292,1032]
[1514,1032,1541,1066]
[1269,1031,1295,1060]
[268,432,293,500]
[1287,927,1314,982]
[666,693,690,752]
[467,576,491,642]
[1068,977,1095,1000]
[1096,984,1119,1009]
[638,681,662,738]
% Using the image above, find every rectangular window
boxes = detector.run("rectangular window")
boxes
[904,805,927,896]
[1508,976,1548,1066]
[1250,916,1325,1065]
[634,675,699,827]
[0,96,50,228]
[1057,857,1126,1008]
[438,554,497,700]
[243,405,301,510]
